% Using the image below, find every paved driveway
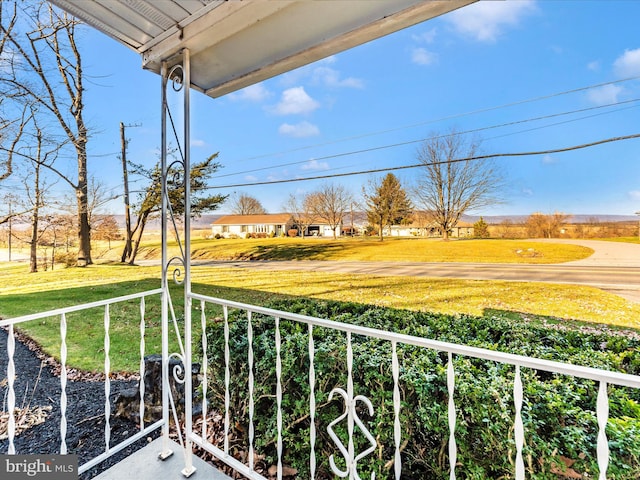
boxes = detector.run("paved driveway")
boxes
[196,239,640,303]
[535,238,640,267]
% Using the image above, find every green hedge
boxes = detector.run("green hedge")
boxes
[203,298,640,479]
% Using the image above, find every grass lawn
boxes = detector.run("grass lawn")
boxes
[595,236,640,244]
[98,237,594,264]
[2,257,640,372]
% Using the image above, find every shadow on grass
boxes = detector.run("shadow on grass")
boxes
[193,242,345,261]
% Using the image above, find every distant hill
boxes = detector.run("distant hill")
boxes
[462,214,639,224]
[107,214,223,229]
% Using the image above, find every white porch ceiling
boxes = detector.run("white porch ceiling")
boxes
[49,0,476,98]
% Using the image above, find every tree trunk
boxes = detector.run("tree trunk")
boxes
[29,191,39,273]
[29,141,42,273]
[120,122,133,262]
[76,143,92,266]
[127,212,150,265]
[76,183,92,265]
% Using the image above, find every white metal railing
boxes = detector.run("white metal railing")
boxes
[0,288,164,475]
[187,292,640,480]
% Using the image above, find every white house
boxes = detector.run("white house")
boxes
[211,213,342,238]
[211,214,294,238]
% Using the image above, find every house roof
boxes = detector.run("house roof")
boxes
[212,214,293,225]
[49,0,475,98]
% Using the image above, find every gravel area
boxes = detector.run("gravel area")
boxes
[0,328,160,479]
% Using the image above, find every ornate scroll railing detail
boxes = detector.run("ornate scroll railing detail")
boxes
[327,332,377,480]
[159,48,196,477]
[327,389,376,480]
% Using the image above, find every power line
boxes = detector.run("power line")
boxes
[206,133,640,189]
[215,97,640,180]
[224,75,640,164]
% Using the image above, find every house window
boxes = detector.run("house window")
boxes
[241,225,247,233]
[222,226,229,233]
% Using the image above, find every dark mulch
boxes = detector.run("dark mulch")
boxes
[0,328,160,479]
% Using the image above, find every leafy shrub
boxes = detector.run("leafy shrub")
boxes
[203,299,640,479]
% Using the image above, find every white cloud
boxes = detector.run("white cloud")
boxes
[312,66,364,89]
[244,175,258,182]
[447,0,537,43]
[613,48,640,78]
[280,56,362,89]
[586,84,623,105]
[541,154,556,165]
[629,190,640,200]
[191,139,206,147]
[522,188,534,197]
[229,83,271,102]
[301,159,329,171]
[587,60,600,72]
[412,47,438,66]
[412,28,437,44]
[272,87,320,115]
[279,121,320,138]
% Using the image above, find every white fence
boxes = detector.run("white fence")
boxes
[187,292,640,480]
[0,289,164,475]
[3,288,640,479]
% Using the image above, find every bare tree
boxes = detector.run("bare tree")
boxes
[0,1,21,182]
[229,193,266,215]
[284,193,316,238]
[525,212,571,238]
[363,173,412,241]
[9,107,60,272]
[306,183,352,239]
[93,214,121,249]
[1,1,92,266]
[414,129,504,241]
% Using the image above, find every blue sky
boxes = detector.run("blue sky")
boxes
[37,1,640,216]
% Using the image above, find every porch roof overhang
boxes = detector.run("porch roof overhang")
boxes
[49,0,476,98]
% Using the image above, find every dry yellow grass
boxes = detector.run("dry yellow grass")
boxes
[102,237,593,264]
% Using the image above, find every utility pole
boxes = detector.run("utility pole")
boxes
[120,122,133,262]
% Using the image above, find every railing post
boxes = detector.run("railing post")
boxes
[7,323,16,454]
[158,58,173,462]
[181,46,196,479]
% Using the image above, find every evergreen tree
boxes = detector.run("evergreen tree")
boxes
[473,216,490,238]
[363,173,412,241]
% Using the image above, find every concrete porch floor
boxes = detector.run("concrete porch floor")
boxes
[93,438,232,480]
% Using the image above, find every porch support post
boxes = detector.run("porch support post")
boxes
[158,59,173,461]
[181,47,196,478]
